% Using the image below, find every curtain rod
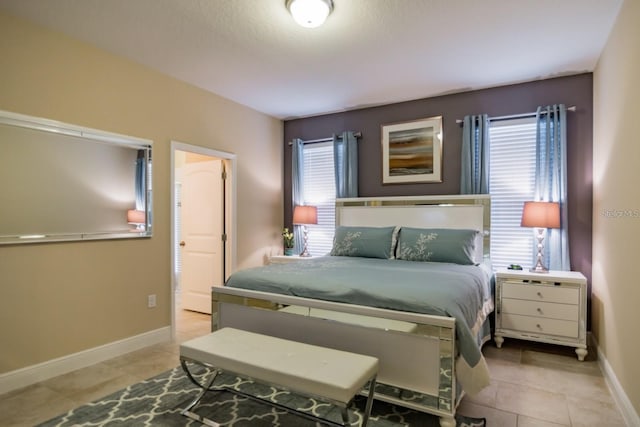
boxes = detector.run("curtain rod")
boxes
[455,106,576,124]
[287,131,362,146]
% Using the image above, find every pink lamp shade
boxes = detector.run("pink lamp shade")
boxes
[293,205,318,225]
[520,201,560,229]
[127,209,146,224]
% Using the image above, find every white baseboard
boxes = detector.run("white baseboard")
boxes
[595,338,640,427]
[0,326,171,395]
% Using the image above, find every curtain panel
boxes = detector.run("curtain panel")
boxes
[333,131,359,198]
[291,138,305,252]
[460,114,490,194]
[135,150,147,211]
[535,104,570,271]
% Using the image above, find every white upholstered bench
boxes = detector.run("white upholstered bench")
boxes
[179,327,379,426]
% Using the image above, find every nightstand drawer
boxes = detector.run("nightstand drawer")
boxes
[502,283,578,305]
[501,313,579,338]
[501,298,578,321]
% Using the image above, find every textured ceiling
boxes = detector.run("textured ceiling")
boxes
[0,0,623,119]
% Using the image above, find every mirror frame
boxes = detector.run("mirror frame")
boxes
[0,110,153,245]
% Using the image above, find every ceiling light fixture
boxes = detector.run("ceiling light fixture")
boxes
[286,0,333,28]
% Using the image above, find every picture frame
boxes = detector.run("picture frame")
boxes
[381,116,443,184]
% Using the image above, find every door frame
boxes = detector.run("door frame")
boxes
[170,140,237,339]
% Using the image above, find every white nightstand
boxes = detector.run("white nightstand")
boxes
[494,268,588,361]
[270,255,316,264]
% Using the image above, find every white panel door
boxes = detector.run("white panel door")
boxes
[181,160,223,314]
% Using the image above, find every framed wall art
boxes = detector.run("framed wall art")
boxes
[381,116,443,184]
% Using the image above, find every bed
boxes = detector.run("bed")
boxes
[212,195,493,427]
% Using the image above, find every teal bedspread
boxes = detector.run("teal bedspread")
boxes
[225,256,494,371]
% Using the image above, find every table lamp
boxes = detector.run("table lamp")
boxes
[520,201,560,273]
[127,209,146,231]
[293,205,317,257]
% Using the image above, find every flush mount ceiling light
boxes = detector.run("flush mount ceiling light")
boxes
[286,0,333,28]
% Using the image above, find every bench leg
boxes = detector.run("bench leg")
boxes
[181,367,219,421]
[180,360,224,425]
[361,376,377,427]
[181,359,219,390]
[340,406,350,426]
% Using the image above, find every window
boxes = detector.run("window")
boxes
[489,117,537,269]
[301,141,335,256]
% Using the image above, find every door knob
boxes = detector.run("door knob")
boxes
[179,241,186,247]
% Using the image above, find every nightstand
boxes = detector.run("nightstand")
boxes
[494,268,588,361]
[269,255,316,264]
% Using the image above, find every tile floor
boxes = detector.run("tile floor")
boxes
[0,310,627,426]
[458,341,627,427]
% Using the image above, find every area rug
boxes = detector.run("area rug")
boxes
[38,365,486,427]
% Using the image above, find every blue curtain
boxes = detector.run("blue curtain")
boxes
[333,131,358,198]
[535,104,570,271]
[291,138,305,252]
[135,150,146,210]
[460,114,490,194]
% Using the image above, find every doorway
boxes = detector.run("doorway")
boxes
[170,141,236,338]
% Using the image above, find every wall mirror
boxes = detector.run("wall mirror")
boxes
[0,110,153,244]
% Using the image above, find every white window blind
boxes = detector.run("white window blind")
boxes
[302,141,335,256]
[489,117,537,269]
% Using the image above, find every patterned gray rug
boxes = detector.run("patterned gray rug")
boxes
[38,366,486,426]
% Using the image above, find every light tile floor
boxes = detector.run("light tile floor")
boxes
[459,341,627,427]
[0,310,627,426]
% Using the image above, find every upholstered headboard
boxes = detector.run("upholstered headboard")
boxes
[335,195,490,263]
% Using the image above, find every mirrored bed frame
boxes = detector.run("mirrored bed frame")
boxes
[211,195,491,427]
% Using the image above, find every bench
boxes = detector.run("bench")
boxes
[179,327,379,426]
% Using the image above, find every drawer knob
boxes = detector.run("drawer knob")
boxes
[537,308,543,314]
[537,292,543,298]
[536,324,542,329]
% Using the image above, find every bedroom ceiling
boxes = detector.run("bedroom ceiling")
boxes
[0,0,623,120]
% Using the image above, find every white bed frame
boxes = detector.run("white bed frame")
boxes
[212,195,491,427]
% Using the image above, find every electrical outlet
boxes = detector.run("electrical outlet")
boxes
[147,294,157,308]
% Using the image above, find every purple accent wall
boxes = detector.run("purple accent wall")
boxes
[284,74,593,312]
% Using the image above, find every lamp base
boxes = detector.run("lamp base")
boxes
[299,226,312,257]
[530,228,549,273]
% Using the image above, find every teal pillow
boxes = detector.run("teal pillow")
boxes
[330,226,398,259]
[396,228,478,265]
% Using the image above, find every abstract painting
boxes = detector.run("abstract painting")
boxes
[381,116,443,183]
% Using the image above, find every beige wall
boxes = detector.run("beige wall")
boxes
[0,11,283,373]
[593,0,640,419]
